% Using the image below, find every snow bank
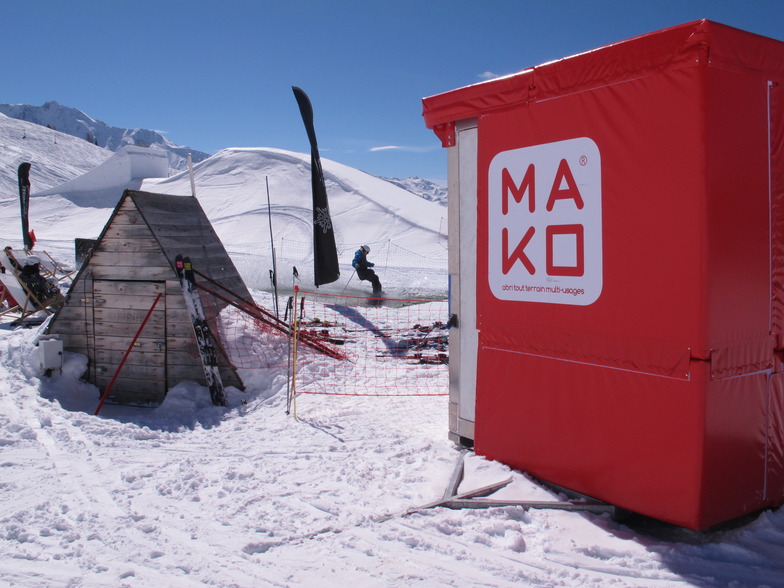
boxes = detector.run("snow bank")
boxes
[1,313,783,586]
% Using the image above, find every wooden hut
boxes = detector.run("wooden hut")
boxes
[47,189,250,406]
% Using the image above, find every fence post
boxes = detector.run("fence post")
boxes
[291,285,301,419]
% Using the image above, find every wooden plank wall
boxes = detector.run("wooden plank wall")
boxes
[48,195,244,405]
[131,191,253,302]
[93,279,167,406]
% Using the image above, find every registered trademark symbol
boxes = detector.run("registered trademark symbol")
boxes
[579,155,588,166]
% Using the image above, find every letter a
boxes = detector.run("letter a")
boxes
[546,159,584,211]
[502,227,536,275]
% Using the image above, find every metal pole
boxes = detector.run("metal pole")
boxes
[285,295,294,415]
[291,285,301,420]
[286,266,299,415]
[266,176,280,317]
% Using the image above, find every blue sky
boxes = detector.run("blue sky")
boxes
[4,1,784,185]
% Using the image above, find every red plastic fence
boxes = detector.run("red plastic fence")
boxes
[201,287,449,396]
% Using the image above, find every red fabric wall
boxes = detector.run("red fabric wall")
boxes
[474,60,713,528]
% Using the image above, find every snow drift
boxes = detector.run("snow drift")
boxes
[34,146,169,207]
[1,124,448,295]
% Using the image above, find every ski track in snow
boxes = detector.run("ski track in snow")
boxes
[1,317,784,586]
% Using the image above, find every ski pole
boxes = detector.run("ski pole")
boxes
[341,270,356,295]
[285,296,294,414]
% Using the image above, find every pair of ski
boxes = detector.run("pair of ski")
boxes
[175,254,227,407]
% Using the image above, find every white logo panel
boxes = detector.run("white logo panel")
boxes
[488,137,602,305]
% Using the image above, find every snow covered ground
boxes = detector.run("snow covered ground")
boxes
[2,114,784,587]
[3,310,784,587]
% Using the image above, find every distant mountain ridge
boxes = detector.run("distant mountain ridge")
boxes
[0,101,209,171]
[382,176,447,205]
[0,113,111,199]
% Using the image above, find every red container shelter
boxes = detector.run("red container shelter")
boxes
[423,20,784,529]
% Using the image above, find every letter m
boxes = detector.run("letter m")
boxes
[502,165,535,215]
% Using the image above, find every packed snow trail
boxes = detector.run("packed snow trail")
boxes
[1,317,784,586]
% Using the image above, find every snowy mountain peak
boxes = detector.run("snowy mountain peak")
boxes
[0,101,209,171]
[2,100,96,126]
[382,176,448,204]
[0,113,112,199]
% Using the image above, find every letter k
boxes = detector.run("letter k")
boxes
[502,227,535,275]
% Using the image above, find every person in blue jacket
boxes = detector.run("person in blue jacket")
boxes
[352,245,382,293]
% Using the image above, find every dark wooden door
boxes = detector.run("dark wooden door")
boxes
[92,280,167,406]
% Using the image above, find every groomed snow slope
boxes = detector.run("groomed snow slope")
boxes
[142,147,448,294]
[0,113,111,200]
[34,146,169,202]
[142,147,447,255]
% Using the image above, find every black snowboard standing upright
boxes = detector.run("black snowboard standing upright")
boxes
[18,162,33,251]
[292,86,340,287]
[175,254,227,407]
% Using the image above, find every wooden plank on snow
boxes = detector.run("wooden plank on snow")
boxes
[440,499,615,513]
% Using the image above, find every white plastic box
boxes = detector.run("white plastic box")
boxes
[34,336,63,373]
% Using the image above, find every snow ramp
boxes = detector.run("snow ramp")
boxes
[34,145,168,205]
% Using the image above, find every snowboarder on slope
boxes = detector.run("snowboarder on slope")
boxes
[352,245,382,294]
